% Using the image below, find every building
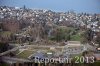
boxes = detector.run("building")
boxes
[63,41,86,55]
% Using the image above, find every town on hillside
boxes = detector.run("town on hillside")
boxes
[0,6,100,66]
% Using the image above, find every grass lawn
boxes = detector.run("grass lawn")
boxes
[71,34,81,41]
[17,50,34,59]
[93,61,100,65]
[0,31,12,36]
[72,53,83,63]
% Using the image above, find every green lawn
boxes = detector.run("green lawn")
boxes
[17,50,34,59]
[71,34,81,41]
[0,31,12,35]
[72,53,83,63]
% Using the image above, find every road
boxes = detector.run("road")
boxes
[0,43,96,57]
[0,44,64,56]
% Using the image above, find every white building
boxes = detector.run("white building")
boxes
[63,41,86,55]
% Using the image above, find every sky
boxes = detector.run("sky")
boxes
[0,0,100,13]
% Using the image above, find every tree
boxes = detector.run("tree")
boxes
[0,42,9,53]
[95,33,100,47]
[81,29,94,44]
[49,26,73,42]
